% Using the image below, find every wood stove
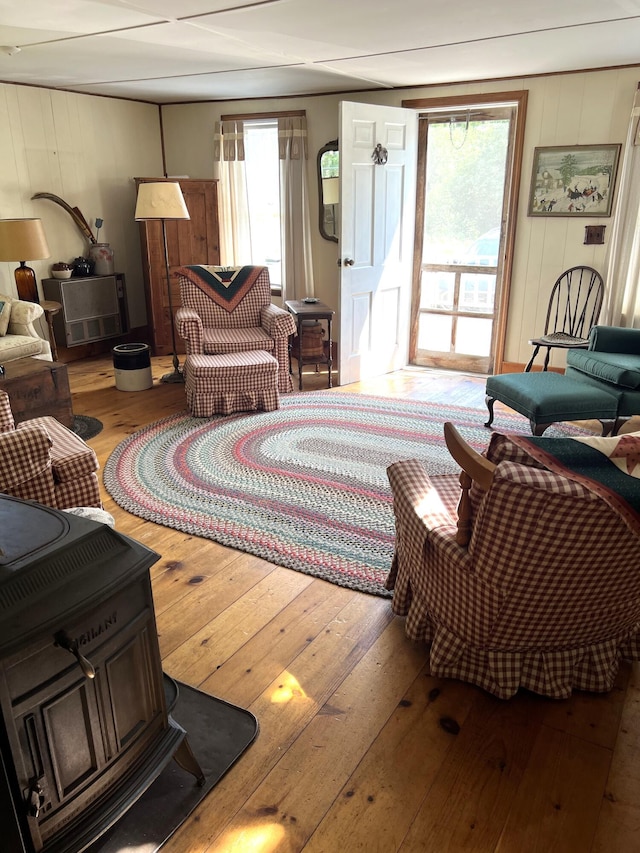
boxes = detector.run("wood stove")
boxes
[0,495,195,853]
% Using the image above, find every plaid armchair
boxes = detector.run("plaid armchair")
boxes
[386,430,640,699]
[0,390,101,509]
[175,265,296,393]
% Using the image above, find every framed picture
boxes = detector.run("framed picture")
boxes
[528,143,621,216]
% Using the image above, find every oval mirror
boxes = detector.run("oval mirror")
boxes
[318,140,339,242]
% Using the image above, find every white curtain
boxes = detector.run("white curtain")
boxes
[214,120,252,265]
[602,83,640,327]
[278,116,315,301]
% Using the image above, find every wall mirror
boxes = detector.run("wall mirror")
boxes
[318,139,339,242]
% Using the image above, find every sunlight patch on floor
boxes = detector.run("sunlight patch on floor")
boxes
[208,822,287,852]
[270,671,308,704]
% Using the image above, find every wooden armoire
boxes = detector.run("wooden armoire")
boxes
[135,178,220,355]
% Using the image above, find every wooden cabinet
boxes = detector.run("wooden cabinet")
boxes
[135,178,220,356]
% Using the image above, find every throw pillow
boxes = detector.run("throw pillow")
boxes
[0,295,12,336]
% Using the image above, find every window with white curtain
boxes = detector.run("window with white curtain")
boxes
[243,119,282,286]
[216,111,313,301]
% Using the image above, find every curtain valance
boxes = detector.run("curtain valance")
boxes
[214,120,245,161]
[278,116,308,160]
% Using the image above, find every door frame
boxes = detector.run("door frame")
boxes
[402,91,528,374]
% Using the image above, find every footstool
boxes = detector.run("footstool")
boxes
[485,371,619,435]
[184,351,279,417]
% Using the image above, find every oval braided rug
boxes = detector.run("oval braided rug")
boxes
[103,390,584,597]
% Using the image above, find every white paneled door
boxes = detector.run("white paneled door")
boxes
[338,101,418,385]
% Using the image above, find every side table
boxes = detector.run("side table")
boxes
[41,299,62,362]
[285,299,335,391]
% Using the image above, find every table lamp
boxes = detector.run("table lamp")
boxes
[0,218,51,303]
[134,181,190,384]
[322,177,339,206]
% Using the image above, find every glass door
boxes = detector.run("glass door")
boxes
[411,102,517,373]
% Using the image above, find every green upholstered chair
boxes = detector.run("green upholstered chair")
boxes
[566,325,640,431]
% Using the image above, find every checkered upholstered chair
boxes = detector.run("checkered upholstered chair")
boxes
[386,425,640,699]
[175,265,296,394]
[0,390,101,509]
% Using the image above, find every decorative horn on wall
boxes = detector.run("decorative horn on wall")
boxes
[31,193,97,244]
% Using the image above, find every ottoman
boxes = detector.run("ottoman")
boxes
[184,350,279,417]
[485,371,619,435]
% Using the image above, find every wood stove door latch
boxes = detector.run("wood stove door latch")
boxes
[54,630,96,679]
[23,715,47,820]
[27,780,45,818]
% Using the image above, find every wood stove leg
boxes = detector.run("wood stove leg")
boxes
[171,721,206,786]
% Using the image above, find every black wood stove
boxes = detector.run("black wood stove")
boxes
[0,495,201,853]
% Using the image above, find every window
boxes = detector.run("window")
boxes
[217,110,312,300]
[243,119,282,286]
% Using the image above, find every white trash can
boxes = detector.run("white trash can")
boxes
[113,343,153,391]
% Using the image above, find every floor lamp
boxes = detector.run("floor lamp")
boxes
[0,218,50,303]
[134,181,190,384]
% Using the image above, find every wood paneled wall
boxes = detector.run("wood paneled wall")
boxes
[0,84,164,328]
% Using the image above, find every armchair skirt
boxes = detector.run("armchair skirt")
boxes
[184,351,279,416]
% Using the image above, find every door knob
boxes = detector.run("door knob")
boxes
[343,257,355,266]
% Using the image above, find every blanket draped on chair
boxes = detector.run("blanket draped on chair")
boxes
[176,265,263,312]
[509,432,640,535]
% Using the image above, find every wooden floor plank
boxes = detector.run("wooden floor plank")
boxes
[155,553,275,658]
[163,568,314,687]
[495,726,612,853]
[540,662,630,750]
[150,539,246,615]
[592,662,640,853]
[201,577,355,709]
[196,617,428,853]
[398,692,544,852]
[161,594,393,853]
[304,668,476,853]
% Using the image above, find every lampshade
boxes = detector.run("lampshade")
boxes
[322,177,339,206]
[0,218,50,261]
[134,182,190,221]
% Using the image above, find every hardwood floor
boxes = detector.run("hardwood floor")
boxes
[67,355,640,853]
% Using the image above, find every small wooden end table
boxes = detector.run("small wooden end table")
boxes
[285,299,335,390]
[41,300,62,362]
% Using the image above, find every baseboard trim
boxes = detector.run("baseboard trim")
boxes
[500,362,564,374]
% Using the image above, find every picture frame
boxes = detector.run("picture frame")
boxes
[528,143,621,217]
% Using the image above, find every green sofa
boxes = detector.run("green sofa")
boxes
[566,325,640,428]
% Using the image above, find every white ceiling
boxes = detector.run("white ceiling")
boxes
[0,0,639,104]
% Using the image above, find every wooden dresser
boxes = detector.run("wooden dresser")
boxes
[135,178,220,356]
